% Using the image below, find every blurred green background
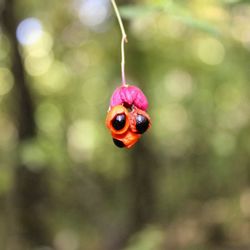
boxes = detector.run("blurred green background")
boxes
[0,0,250,249]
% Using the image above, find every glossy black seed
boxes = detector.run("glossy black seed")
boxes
[113,138,125,148]
[136,114,149,134]
[112,114,126,130]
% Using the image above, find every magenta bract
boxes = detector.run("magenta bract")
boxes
[110,85,148,111]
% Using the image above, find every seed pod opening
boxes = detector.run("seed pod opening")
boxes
[106,105,129,135]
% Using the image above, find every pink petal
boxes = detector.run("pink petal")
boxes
[110,87,123,107]
[110,85,148,111]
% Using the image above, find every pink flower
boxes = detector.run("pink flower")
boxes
[110,85,148,111]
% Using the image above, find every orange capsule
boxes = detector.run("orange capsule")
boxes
[129,107,151,134]
[106,105,130,135]
[112,130,141,149]
[106,105,141,148]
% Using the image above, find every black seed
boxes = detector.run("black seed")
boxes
[136,114,149,134]
[112,114,126,130]
[113,138,125,148]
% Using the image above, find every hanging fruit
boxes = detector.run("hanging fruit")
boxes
[106,1,151,148]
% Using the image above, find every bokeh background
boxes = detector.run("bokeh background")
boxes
[0,0,250,249]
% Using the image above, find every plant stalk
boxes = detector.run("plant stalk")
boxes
[111,0,128,86]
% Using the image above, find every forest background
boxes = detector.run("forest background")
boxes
[0,0,250,249]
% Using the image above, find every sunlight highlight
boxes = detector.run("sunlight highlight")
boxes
[16,18,43,46]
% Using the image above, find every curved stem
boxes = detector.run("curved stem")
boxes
[111,0,128,86]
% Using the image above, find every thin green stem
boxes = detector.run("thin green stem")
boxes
[111,0,128,86]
